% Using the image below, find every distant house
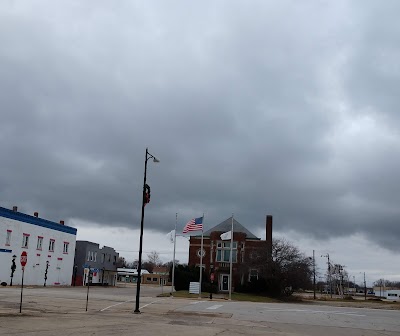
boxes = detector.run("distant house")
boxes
[386,290,400,301]
[117,268,149,283]
[153,266,169,274]
[188,215,273,292]
[147,266,169,286]
[74,241,119,286]
[117,267,169,286]
[373,287,400,301]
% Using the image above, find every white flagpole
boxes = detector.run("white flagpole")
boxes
[171,213,177,295]
[199,213,204,298]
[229,214,234,300]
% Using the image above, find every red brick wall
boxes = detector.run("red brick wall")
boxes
[188,230,268,291]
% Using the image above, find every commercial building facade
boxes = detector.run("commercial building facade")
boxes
[373,287,400,301]
[74,241,119,286]
[117,268,150,283]
[188,215,273,292]
[116,268,169,286]
[0,206,77,286]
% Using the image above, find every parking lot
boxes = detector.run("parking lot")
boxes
[1,284,400,336]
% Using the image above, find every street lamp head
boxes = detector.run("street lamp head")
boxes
[153,157,160,163]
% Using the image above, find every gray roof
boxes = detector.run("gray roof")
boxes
[202,217,260,240]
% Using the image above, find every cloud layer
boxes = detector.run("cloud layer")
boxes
[1,1,400,252]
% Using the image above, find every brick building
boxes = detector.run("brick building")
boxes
[188,215,273,292]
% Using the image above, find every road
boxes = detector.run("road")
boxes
[0,284,399,335]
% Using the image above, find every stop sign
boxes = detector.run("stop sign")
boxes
[20,251,28,267]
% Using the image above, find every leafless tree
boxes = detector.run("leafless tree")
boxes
[147,251,161,265]
[374,279,391,287]
[245,238,313,296]
[116,256,128,268]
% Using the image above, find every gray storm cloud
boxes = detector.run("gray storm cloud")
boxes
[1,1,400,251]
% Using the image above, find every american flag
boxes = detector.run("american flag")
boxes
[182,217,203,233]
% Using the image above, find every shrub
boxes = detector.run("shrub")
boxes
[202,282,218,293]
[174,265,201,291]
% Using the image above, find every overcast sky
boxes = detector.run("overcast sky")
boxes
[1,1,400,284]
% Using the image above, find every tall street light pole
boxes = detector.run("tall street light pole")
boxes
[134,148,159,314]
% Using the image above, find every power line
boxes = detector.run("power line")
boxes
[115,249,187,254]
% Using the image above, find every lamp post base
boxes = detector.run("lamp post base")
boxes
[133,309,141,314]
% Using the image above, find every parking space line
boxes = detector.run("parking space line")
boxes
[263,308,365,316]
[100,299,135,311]
[101,298,164,312]
[207,304,223,310]
[139,299,164,310]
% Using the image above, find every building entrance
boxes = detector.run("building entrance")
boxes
[220,274,229,291]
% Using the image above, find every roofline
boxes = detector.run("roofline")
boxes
[0,206,77,235]
[202,217,260,239]
[191,235,261,241]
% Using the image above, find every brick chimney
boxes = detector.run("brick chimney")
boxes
[34,212,39,217]
[12,206,18,212]
[60,220,65,225]
[266,215,273,260]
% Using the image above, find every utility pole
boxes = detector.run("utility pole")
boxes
[313,250,316,300]
[321,254,332,298]
[339,266,343,298]
[363,272,367,301]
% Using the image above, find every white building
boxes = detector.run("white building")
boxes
[373,287,400,301]
[386,290,400,301]
[0,206,77,286]
[117,268,150,283]
[375,290,400,301]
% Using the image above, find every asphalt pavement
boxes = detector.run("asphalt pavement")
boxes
[1,284,399,336]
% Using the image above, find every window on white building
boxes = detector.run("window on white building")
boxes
[48,239,55,252]
[63,242,69,254]
[87,251,91,261]
[101,253,105,263]
[6,230,11,245]
[216,241,237,262]
[22,234,29,248]
[94,252,97,262]
[37,237,43,250]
